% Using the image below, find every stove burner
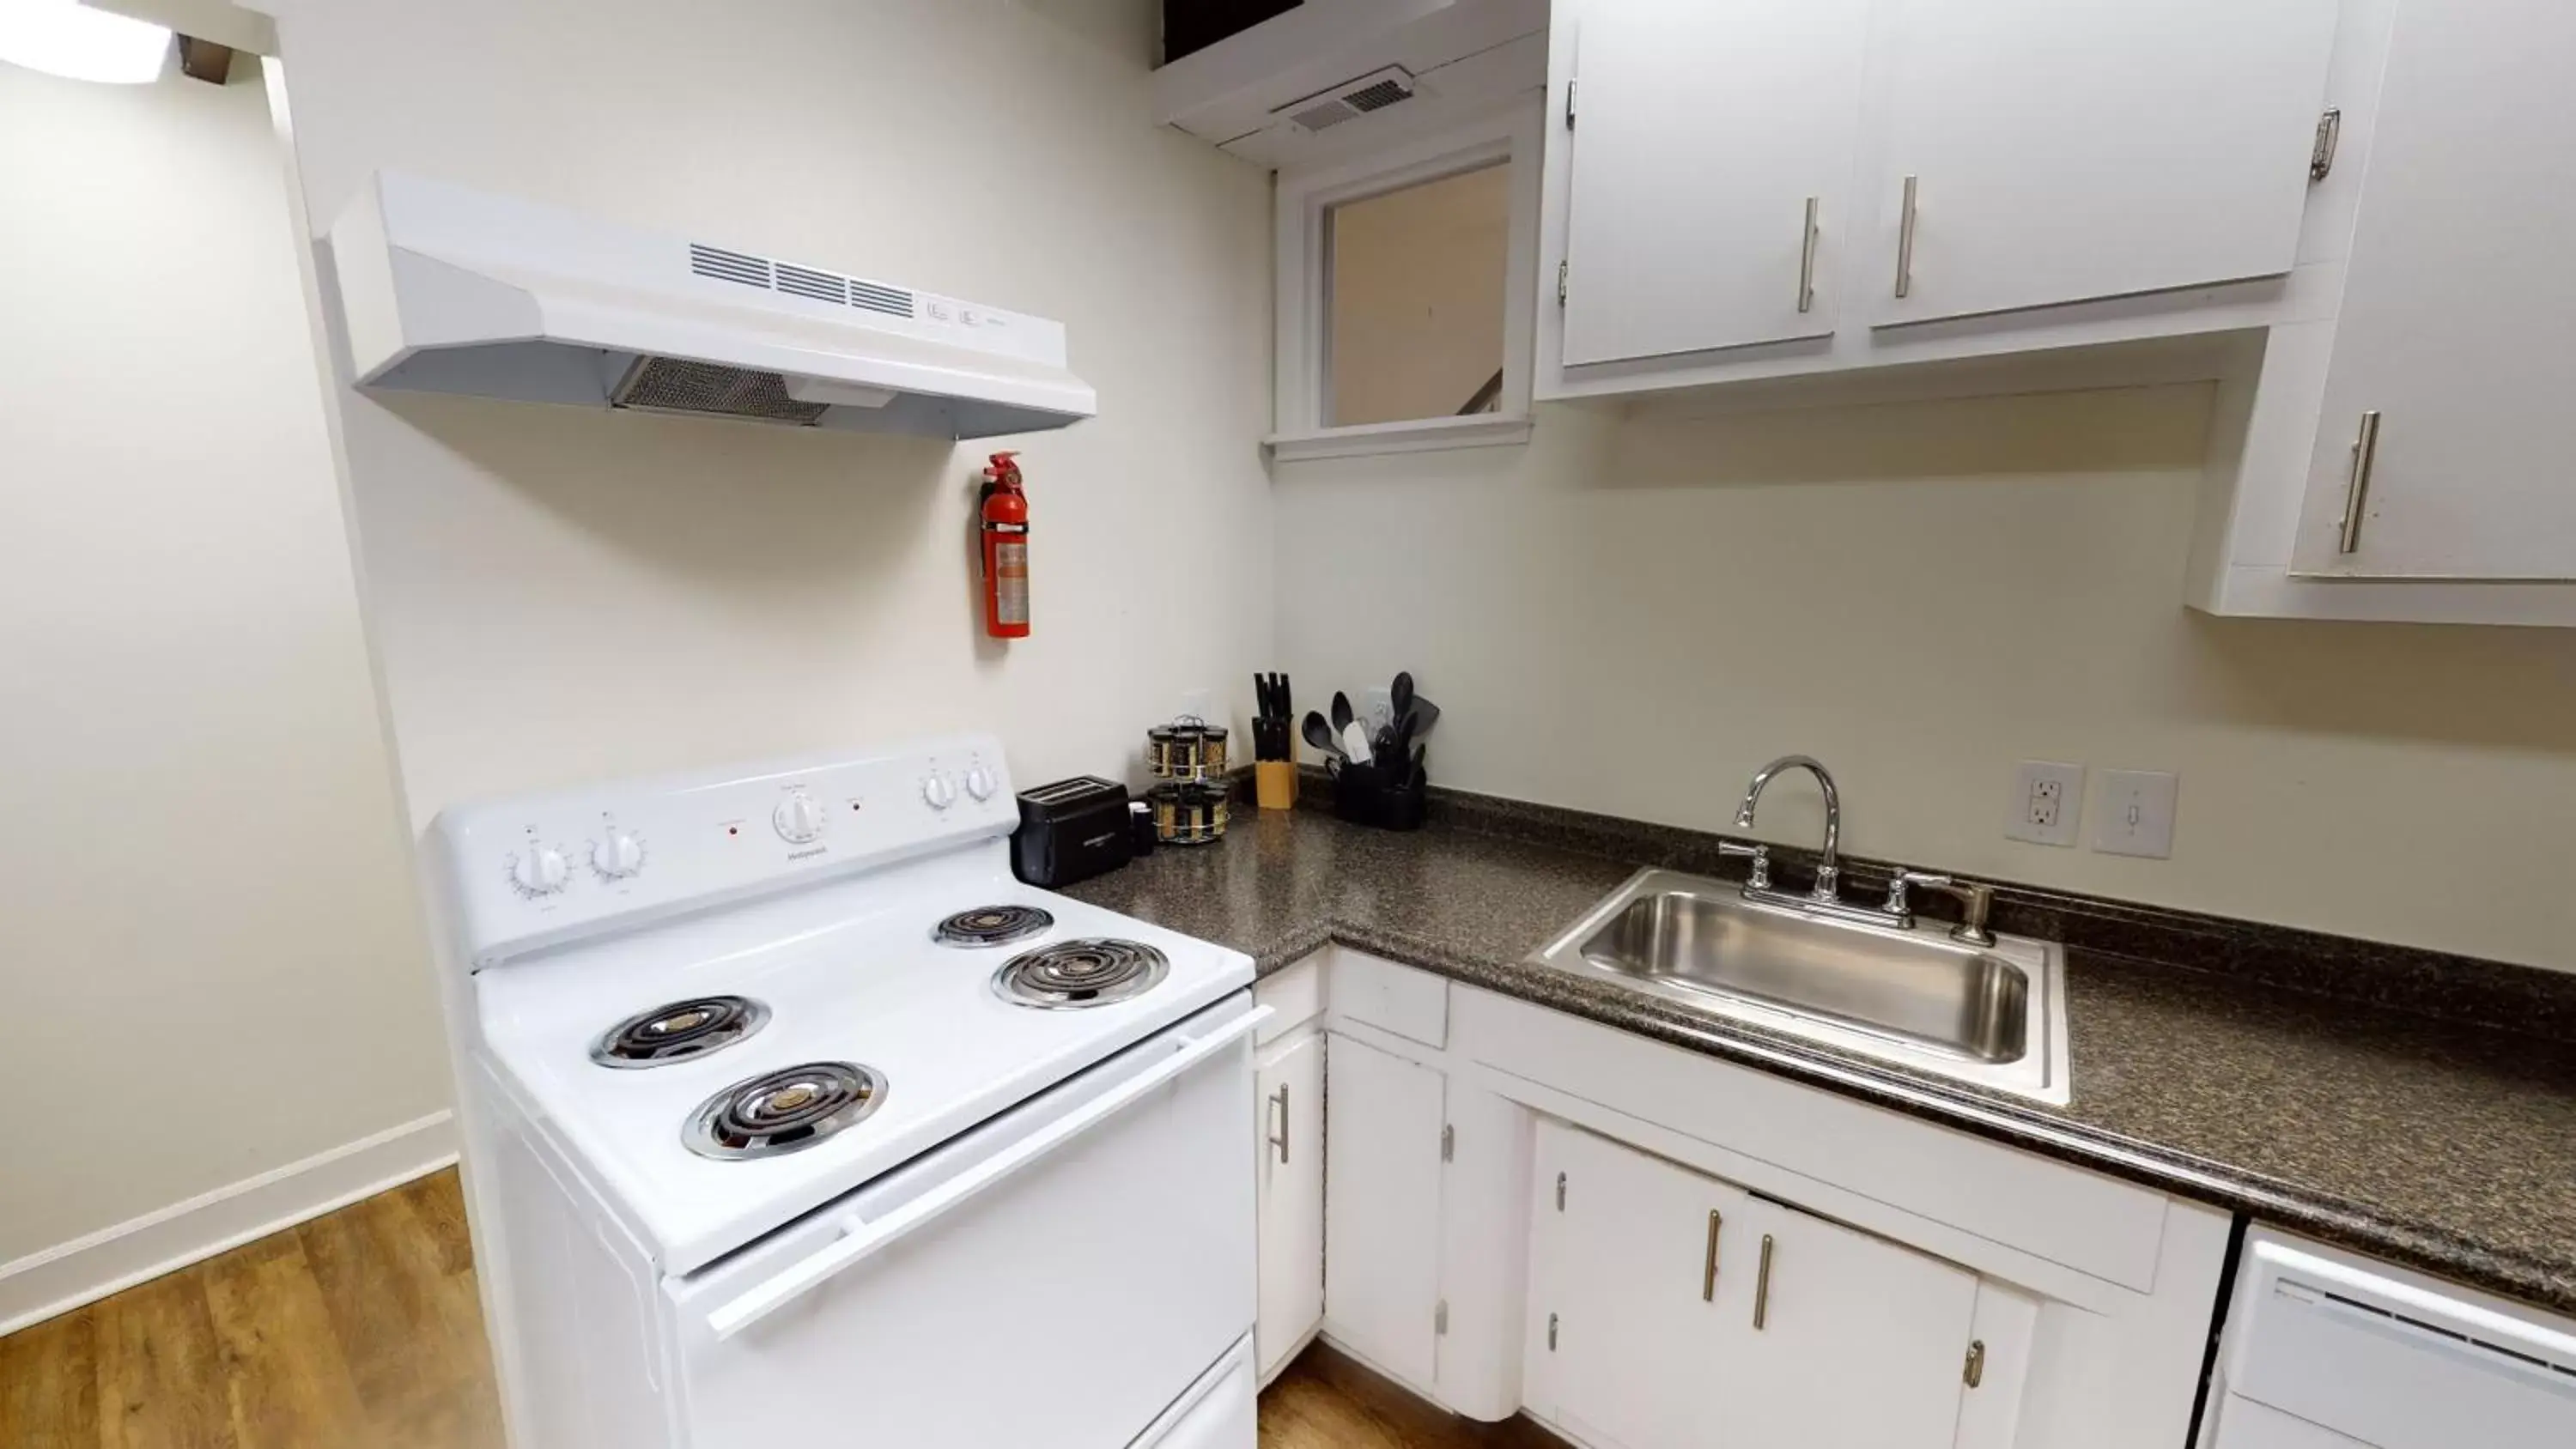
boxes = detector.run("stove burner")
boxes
[933,904,1055,949]
[590,996,770,1069]
[993,937,1169,1009]
[683,1062,885,1160]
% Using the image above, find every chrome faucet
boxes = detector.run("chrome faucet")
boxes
[1734,755,1842,903]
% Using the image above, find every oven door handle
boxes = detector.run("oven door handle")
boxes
[705,1003,1271,1343]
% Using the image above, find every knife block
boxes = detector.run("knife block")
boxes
[1330,760,1427,832]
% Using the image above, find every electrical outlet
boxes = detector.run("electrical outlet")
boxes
[1366,687,1394,735]
[2005,761,2085,847]
[1177,688,1212,723]
[2094,769,2178,859]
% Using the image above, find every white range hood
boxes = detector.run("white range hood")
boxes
[324,173,1095,439]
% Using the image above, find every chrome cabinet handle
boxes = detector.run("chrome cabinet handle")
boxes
[1702,1210,1724,1301]
[1895,175,1918,299]
[2337,409,2383,555]
[1797,197,1820,314]
[1268,1083,1291,1164]
[1753,1233,1776,1329]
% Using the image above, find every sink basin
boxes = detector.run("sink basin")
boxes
[1531,869,2070,1104]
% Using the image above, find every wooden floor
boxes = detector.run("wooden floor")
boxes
[2,1168,1560,1448]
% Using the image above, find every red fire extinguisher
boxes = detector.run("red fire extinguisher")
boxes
[978,451,1030,639]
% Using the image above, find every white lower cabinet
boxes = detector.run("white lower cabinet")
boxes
[1253,1027,1324,1381]
[1321,1029,1447,1391]
[1528,1121,1978,1449]
[1284,949,2233,1449]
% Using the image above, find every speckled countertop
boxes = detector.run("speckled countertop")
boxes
[1068,807,2576,1316]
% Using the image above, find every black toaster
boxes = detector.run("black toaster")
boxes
[1011,776,1133,888]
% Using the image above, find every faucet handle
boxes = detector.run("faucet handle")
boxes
[1718,840,1772,891]
[1888,869,1998,947]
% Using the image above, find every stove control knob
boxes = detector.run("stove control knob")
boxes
[592,830,646,879]
[921,773,957,810]
[963,766,996,802]
[773,791,825,844]
[510,845,569,897]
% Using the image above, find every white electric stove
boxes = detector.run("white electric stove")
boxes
[423,737,1261,1449]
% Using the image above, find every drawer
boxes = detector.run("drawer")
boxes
[1325,948,1449,1051]
[1253,956,1322,1045]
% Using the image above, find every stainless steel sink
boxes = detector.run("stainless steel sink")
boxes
[1531,869,2070,1104]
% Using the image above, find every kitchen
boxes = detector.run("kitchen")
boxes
[2,0,2573,1446]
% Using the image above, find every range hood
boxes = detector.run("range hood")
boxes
[324,173,1095,440]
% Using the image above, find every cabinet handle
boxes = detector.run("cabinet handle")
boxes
[1268,1083,1290,1164]
[2337,409,2383,555]
[1894,175,1918,300]
[1753,1234,1776,1330]
[1701,1210,1723,1301]
[1797,197,1820,314]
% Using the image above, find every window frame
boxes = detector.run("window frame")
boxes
[1268,104,1543,461]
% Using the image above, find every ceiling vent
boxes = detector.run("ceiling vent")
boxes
[1278,65,1417,134]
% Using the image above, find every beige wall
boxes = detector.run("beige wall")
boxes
[1330,162,1510,426]
[1273,387,2576,972]
[266,0,1277,827]
[0,65,444,1273]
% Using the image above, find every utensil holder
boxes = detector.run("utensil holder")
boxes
[1255,761,1299,812]
[1330,760,1427,832]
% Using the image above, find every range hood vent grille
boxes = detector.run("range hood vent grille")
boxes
[690,242,915,319]
[689,244,771,288]
[611,357,829,425]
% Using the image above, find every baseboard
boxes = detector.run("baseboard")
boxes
[0,1110,458,1337]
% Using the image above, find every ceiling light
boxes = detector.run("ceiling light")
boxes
[0,0,173,85]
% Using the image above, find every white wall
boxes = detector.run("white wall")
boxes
[0,63,447,1318]
[1274,387,2576,973]
[267,0,1276,828]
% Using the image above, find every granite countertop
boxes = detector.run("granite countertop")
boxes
[1069,807,2576,1316]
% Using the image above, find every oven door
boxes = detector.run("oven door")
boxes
[665,993,1262,1449]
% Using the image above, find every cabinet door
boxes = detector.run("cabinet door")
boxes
[2290,0,2576,580]
[1868,0,2338,326]
[1525,1121,1753,1449]
[1560,0,1872,365]
[1732,1197,1980,1449]
[1322,1033,1445,1391]
[1255,1030,1325,1379]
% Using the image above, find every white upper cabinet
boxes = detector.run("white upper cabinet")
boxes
[2286,0,2576,581]
[1865,0,2341,326]
[1560,0,1872,363]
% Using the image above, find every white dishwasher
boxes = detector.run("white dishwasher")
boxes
[2204,1228,2576,1449]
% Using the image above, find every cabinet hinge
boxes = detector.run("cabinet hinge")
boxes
[2310,107,2342,182]
[1556,260,1569,306]
[1554,1171,1567,1211]
[1547,1312,1559,1350]
[1565,78,1579,130]
[1436,1300,1450,1336]
[1440,1123,1455,1162]
[1964,1339,1987,1389]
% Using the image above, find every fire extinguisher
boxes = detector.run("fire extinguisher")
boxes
[978,451,1031,639]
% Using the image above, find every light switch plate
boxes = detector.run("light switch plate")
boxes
[2094,770,2178,858]
[2006,761,2085,847]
